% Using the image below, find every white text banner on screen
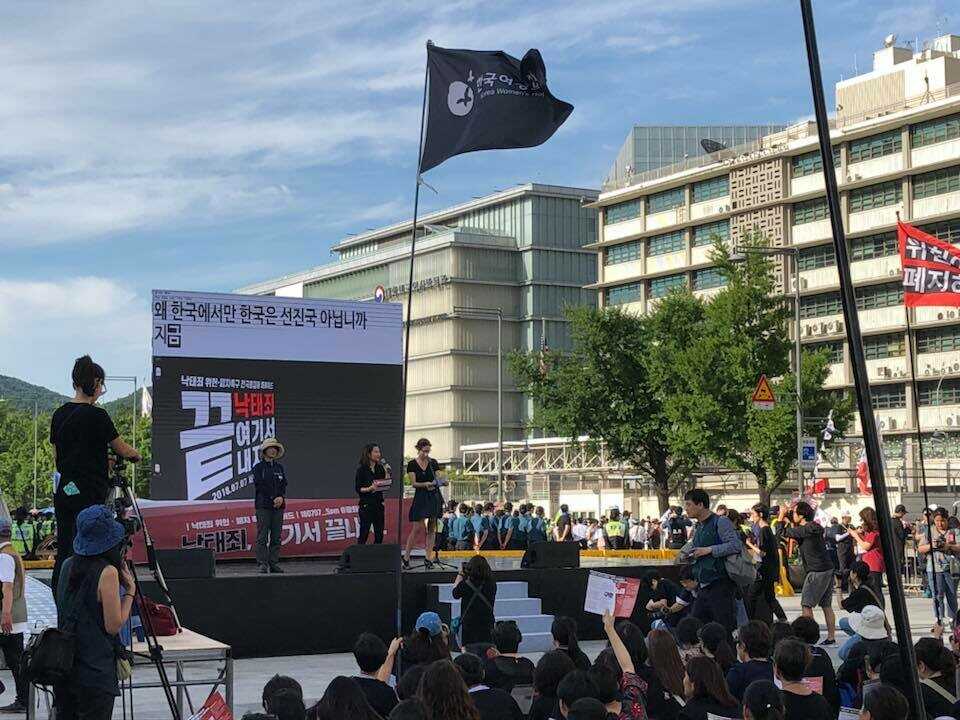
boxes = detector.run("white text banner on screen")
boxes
[152,289,402,365]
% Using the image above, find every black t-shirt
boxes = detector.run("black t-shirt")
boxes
[668,516,692,548]
[782,522,833,573]
[781,690,834,720]
[407,458,439,487]
[527,694,558,720]
[50,402,119,505]
[807,647,840,714]
[557,513,571,540]
[679,696,741,720]
[353,675,398,717]
[469,687,524,720]
[484,655,534,692]
[757,525,780,580]
[638,665,683,720]
[355,463,387,506]
[840,585,877,614]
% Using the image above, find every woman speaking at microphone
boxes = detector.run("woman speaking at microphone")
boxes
[356,443,390,544]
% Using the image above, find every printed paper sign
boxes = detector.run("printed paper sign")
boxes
[584,571,641,617]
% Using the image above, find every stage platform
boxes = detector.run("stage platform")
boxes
[126,557,678,658]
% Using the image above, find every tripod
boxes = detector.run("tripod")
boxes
[109,460,183,720]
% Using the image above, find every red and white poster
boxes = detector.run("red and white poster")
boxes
[187,691,232,720]
[584,571,641,618]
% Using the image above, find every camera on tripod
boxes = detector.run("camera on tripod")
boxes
[108,451,141,538]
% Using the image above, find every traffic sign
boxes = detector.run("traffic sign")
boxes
[751,374,775,410]
[374,285,385,303]
[801,436,817,470]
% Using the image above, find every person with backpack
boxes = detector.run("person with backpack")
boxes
[451,556,497,645]
[54,505,136,720]
[682,489,743,635]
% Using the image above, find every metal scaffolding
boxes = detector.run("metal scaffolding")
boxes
[461,436,626,476]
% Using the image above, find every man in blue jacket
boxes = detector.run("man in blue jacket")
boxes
[253,437,287,574]
[682,488,743,634]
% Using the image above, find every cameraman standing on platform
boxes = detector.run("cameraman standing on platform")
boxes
[253,438,287,574]
[49,356,141,600]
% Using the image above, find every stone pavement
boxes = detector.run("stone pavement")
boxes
[12,590,950,718]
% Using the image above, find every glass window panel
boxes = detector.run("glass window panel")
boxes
[854,282,903,310]
[647,230,685,256]
[809,340,843,363]
[791,147,840,177]
[849,130,902,163]
[911,113,960,148]
[693,267,726,290]
[793,198,829,224]
[917,325,960,354]
[605,282,642,305]
[648,273,687,298]
[850,231,897,262]
[797,244,836,271]
[849,181,902,212]
[863,333,905,359]
[800,292,842,319]
[692,220,730,247]
[919,218,960,245]
[918,379,960,406]
[604,241,640,265]
[647,187,685,214]
[692,176,729,203]
[914,166,960,200]
[604,199,642,225]
[871,384,906,409]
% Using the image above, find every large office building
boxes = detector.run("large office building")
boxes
[604,124,787,190]
[238,183,598,464]
[591,33,960,489]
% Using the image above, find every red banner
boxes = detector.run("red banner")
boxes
[899,220,960,307]
[130,498,415,562]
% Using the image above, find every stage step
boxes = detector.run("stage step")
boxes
[427,581,555,654]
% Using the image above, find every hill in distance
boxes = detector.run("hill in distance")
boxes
[0,375,70,414]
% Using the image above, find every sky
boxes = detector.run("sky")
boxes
[0,0,953,400]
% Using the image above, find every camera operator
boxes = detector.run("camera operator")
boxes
[916,507,959,627]
[49,356,141,598]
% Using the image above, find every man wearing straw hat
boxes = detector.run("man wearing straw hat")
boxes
[253,438,288,574]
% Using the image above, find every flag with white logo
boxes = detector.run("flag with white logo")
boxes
[419,44,573,173]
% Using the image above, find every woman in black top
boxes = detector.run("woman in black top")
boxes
[550,616,590,671]
[451,555,497,646]
[528,650,575,720]
[355,443,390,544]
[49,356,140,597]
[746,503,786,624]
[402,438,443,569]
[680,656,741,720]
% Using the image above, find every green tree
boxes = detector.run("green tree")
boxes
[510,303,701,512]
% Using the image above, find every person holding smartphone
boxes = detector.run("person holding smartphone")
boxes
[403,438,443,569]
[355,443,390,545]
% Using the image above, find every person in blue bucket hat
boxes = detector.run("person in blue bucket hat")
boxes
[54,505,135,720]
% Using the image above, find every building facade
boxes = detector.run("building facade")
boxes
[238,184,598,464]
[592,34,960,488]
[604,124,787,191]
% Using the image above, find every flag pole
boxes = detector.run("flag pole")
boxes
[396,39,432,646]
[798,2,924,715]
[899,215,941,625]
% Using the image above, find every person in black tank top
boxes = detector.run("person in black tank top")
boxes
[55,505,136,720]
[49,356,141,599]
[402,438,444,569]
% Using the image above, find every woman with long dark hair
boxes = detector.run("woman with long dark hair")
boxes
[310,676,381,720]
[355,443,390,544]
[54,505,136,720]
[403,438,444,569]
[451,555,497,645]
[551,616,590,671]
[50,355,141,596]
[848,507,885,606]
[699,622,738,674]
[640,628,686,720]
[417,659,480,720]
[679,656,740,720]
[529,650,576,720]
[745,503,786,624]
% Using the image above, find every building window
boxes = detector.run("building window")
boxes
[914,166,960,200]
[850,231,897,262]
[605,282,642,306]
[854,282,903,311]
[848,180,902,213]
[648,273,687,298]
[647,230,685,256]
[919,219,960,245]
[692,176,729,203]
[791,147,840,177]
[604,198,642,225]
[918,379,960,406]
[872,384,906,409]
[921,433,960,458]
[809,341,843,364]
[691,220,730,247]
[911,113,960,148]
[693,267,726,290]
[800,292,842,319]
[646,187,685,214]
[793,198,829,224]
[849,130,902,163]
[917,325,960,354]
[863,333,905,359]
[797,244,836,271]
[604,241,640,265]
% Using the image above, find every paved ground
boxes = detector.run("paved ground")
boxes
[14,587,949,718]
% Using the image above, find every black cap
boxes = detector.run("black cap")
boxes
[894,504,907,514]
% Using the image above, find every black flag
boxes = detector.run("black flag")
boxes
[419,44,573,173]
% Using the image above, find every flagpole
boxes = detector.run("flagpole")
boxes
[396,39,432,647]
[799,2,924,715]
[899,215,941,625]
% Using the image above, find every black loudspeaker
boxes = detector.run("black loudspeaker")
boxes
[522,541,580,569]
[155,548,216,579]
[338,543,402,573]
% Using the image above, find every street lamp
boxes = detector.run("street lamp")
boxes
[452,306,504,501]
[731,245,805,494]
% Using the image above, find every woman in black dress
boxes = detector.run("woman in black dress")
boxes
[402,438,443,569]
[451,555,497,646]
[355,443,390,544]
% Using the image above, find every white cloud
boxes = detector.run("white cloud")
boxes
[0,277,151,394]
